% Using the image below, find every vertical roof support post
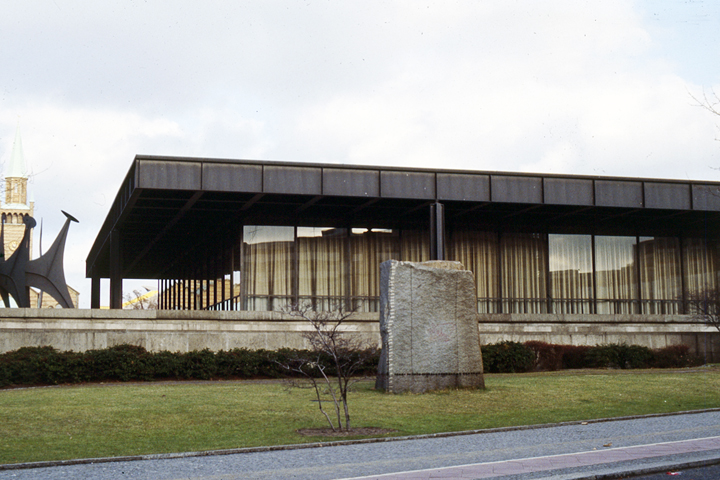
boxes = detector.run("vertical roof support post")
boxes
[90,274,101,309]
[109,229,123,309]
[430,202,445,260]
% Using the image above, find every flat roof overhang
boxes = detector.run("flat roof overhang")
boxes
[86,155,720,280]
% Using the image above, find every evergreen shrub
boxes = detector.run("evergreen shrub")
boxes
[482,341,535,373]
[651,344,703,368]
[524,341,563,371]
[585,344,654,369]
[0,340,705,388]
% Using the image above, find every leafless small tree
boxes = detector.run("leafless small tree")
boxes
[276,302,377,432]
[123,287,158,310]
[685,289,720,334]
[692,88,720,116]
[691,88,720,141]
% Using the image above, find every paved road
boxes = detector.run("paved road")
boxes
[2,411,719,480]
[629,463,720,480]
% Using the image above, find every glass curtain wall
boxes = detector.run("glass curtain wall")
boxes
[242,226,294,311]
[401,229,430,263]
[350,229,401,311]
[549,234,593,314]
[239,224,720,314]
[447,230,499,313]
[595,236,638,313]
[500,233,548,313]
[638,237,682,314]
[683,238,720,295]
[297,227,347,311]
[241,226,405,312]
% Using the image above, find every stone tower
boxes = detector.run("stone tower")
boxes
[2,125,34,260]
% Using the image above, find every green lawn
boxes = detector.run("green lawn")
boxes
[2,368,719,465]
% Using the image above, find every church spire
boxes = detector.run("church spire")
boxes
[7,122,27,179]
[5,123,29,207]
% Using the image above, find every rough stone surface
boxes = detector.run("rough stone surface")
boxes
[376,260,485,393]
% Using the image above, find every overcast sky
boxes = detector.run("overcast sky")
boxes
[1,0,719,307]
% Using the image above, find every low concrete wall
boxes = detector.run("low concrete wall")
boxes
[478,313,720,363]
[0,309,381,353]
[0,309,718,362]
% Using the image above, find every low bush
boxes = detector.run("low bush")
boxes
[0,340,705,388]
[0,345,379,388]
[585,344,654,369]
[482,341,703,372]
[524,341,563,371]
[85,344,153,382]
[559,345,592,369]
[652,344,703,369]
[482,341,535,373]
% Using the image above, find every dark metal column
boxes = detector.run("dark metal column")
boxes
[109,230,123,309]
[429,202,445,260]
[91,275,101,309]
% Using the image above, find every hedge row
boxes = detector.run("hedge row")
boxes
[0,341,705,388]
[0,345,379,388]
[482,341,704,373]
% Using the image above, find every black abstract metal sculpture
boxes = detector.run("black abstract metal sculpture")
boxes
[0,211,77,308]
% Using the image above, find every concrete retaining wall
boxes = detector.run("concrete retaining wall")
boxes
[0,309,381,353]
[478,313,720,363]
[0,309,718,362]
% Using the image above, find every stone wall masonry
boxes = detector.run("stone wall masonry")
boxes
[0,309,380,354]
[0,309,717,362]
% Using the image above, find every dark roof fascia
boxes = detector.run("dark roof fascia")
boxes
[86,154,720,278]
[132,153,720,187]
[85,158,141,276]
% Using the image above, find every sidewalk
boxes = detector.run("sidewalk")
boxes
[342,436,720,480]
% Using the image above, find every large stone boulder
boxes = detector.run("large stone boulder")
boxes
[375,260,485,393]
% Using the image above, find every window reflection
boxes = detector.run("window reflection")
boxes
[239,224,720,315]
[595,236,637,314]
[549,234,593,314]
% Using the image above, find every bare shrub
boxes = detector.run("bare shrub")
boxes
[276,302,378,431]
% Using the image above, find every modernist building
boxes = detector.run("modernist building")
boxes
[87,155,720,315]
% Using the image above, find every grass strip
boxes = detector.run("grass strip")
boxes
[1,368,719,465]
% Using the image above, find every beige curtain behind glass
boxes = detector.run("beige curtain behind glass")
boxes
[595,236,637,314]
[683,238,719,295]
[448,230,499,313]
[297,227,347,310]
[549,234,593,314]
[350,230,400,312]
[501,233,547,313]
[638,237,682,314]
[400,229,430,262]
[242,226,294,311]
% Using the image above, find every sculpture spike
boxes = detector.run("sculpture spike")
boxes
[0,216,9,306]
[37,218,43,308]
[25,211,78,309]
[0,216,35,307]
